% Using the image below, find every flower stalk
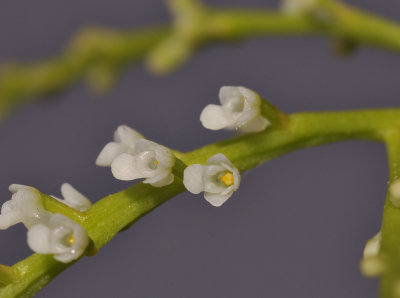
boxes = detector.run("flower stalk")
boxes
[1,108,400,297]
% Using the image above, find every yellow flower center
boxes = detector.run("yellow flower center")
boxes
[221,172,234,186]
[154,160,159,166]
[67,235,75,245]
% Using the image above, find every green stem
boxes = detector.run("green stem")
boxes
[2,108,400,297]
[379,128,400,298]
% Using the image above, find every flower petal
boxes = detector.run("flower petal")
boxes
[183,164,206,194]
[239,115,270,133]
[219,86,242,105]
[60,183,92,212]
[204,191,233,207]
[95,142,126,167]
[145,173,174,187]
[0,210,21,230]
[237,86,259,106]
[114,125,143,146]
[111,152,155,181]
[27,224,52,254]
[200,104,236,130]
[206,153,232,166]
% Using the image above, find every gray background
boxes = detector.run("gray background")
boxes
[0,0,399,297]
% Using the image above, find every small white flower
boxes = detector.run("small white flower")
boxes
[96,125,144,167]
[200,86,270,133]
[0,184,50,230]
[111,139,175,187]
[183,153,240,207]
[27,213,89,263]
[363,231,381,258]
[389,179,400,207]
[361,231,385,277]
[281,0,316,15]
[52,183,92,212]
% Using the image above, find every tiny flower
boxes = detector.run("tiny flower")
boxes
[360,231,385,277]
[281,0,316,15]
[363,231,381,258]
[96,125,144,167]
[200,86,270,133]
[27,213,89,263]
[0,184,50,230]
[52,183,92,212]
[111,139,175,187]
[183,153,240,207]
[389,179,400,207]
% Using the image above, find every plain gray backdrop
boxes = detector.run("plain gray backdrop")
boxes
[1,0,399,297]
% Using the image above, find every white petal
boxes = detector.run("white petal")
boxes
[204,191,233,207]
[27,224,52,254]
[111,152,155,181]
[363,232,381,258]
[200,104,236,130]
[135,140,175,168]
[144,169,170,184]
[239,115,270,133]
[95,142,126,167]
[232,167,241,191]
[237,86,259,106]
[60,183,92,212]
[0,211,21,230]
[207,153,232,166]
[219,86,242,105]
[145,173,174,187]
[134,139,155,153]
[114,125,143,146]
[183,164,206,194]
[155,147,175,168]
[9,184,37,193]
[235,109,259,128]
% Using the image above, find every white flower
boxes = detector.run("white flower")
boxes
[363,231,381,258]
[389,179,400,207]
[183,153,240,207]
[111,139,175,187]
[0,184,50,230]
[281,0,316,15]
[96,125,144,167]
[361,231,385,277]
[52,183,92,212]
[200,86,270,133]
[27,213,89,263]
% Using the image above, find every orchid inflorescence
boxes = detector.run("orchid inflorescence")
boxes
[0,86,269,263]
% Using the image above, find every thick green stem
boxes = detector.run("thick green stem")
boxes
[1,108,400,297]
[379,128,400,298]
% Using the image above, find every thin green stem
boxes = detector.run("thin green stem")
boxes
[1,108,400,297]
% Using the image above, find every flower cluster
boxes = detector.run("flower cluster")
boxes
[0,184,91,263]
[95,86,269,206]
[0,86,270,267]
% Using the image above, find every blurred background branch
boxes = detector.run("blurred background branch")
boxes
[1,0,400,119]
